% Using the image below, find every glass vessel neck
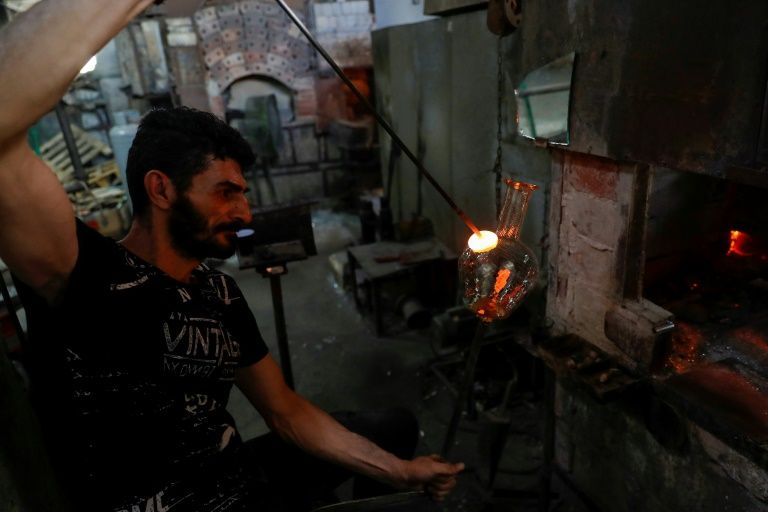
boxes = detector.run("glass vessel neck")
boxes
[496,179,537,240]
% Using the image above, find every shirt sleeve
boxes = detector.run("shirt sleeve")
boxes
[66,219,118,296]
[15,218,115,308]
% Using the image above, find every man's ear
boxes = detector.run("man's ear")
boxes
[144,170,176,210]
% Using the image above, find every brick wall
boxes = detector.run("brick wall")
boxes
[546,151,636,360]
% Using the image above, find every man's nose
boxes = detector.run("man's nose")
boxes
[232,194,252,225]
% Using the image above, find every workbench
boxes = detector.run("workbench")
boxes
[347,238,456,336]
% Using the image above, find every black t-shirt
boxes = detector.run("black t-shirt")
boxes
[17,220,269,511]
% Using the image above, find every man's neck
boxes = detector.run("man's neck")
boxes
[119,219,201,284]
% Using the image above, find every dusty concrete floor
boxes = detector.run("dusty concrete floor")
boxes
[219,208,585,512]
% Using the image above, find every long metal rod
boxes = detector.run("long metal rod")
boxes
[274,0,479,235]
[269,273,295,390]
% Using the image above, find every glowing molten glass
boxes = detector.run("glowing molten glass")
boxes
[467,231,498,253]
[459,179,539,323]
[728,230,753,257]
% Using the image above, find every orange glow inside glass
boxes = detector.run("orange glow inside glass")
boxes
[727,230,753,257]
[493,268,511,294]
[468,230,498,253]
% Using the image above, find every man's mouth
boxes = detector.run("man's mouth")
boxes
[215,223,245,235]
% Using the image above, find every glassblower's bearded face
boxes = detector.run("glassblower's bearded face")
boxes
[167,192,244,260]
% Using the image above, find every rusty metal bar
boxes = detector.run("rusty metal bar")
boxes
[269,271,295,390]
[442,321,487,457]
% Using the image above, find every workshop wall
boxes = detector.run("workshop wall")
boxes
[508,1,768,510]
[373,0,435,30]
[503,0,768,178]
[373,11,501,254]
[377,1,768,509]
[373,10,552,298]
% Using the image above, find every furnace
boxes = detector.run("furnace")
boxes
[545,152,768,510]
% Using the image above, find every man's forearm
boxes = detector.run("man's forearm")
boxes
[0,0,154,141]
[236,357,463,500]
[269,395,408,487]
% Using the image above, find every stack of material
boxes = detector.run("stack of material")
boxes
[40,125,113,182]
[40,127,130,238]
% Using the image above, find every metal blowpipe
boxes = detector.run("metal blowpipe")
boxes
[273,0,480,235]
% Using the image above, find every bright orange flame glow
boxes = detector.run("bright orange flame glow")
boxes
[727,230,754,257]
[732,326,768,353]
[468,230,498,253]
[494,268,511,295]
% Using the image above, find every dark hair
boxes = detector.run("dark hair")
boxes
[125,107,255,217]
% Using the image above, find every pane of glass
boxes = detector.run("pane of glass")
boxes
[515,52,575,145]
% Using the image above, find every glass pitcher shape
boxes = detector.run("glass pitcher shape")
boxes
[459,179,539,322]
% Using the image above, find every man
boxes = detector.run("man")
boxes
[0,1,463,510]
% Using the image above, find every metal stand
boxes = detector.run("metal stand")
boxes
[442,321,488,457]
[436,321,563,510]
[260,264,295,390]
[236,203,318,390]
[54,102,86,181]
[538,366,556,511]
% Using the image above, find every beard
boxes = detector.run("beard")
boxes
[167,194,244,260]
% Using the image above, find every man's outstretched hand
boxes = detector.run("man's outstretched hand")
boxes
[399,454,465,502]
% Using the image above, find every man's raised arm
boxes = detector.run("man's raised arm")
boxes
[0,0,153,302]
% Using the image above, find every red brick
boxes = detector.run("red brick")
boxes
[565,153,620,201]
